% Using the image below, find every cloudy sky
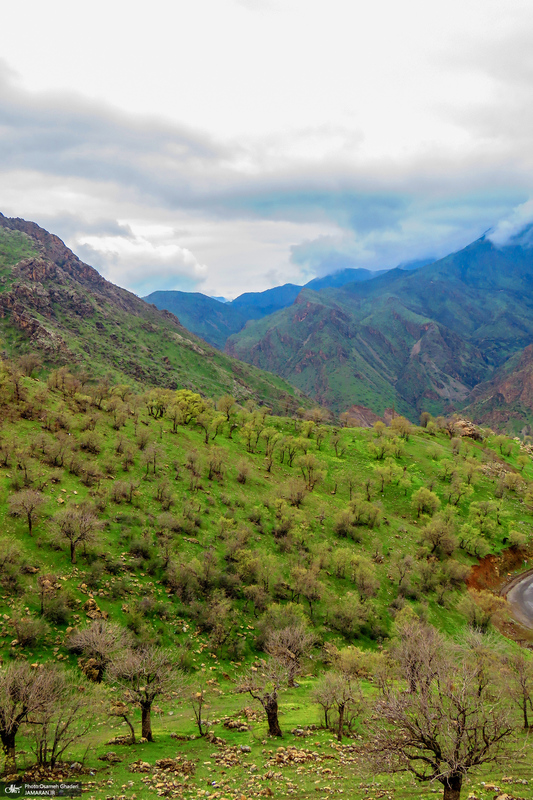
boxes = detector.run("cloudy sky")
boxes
[1,0,533,298]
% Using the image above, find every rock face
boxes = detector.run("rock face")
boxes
[464,344,533,433]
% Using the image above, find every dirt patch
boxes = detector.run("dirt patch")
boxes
[466,548,533,592]
[466,547,533,645]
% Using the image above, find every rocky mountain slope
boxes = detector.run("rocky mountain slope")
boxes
[144,268,385,349]
[226,233,533,429]
[0,214,309,414]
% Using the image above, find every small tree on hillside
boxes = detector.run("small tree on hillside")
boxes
[67,620,131,683]
[411,486,440,518]
[109,647,183,742]
[265,625,315,687]
[312,670,364,742]
[238,659,287,737]
[0,662,59,774]
[8,489,46,536]
[54,505,102,563]
[505,650,533,730]
[29,672,97,768]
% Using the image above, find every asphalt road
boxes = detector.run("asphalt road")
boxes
[506,572,533,630]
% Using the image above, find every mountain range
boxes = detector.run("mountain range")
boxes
[149,232,533,433]
[0,213,308,415]
[3,210,533,434]
[225,233,533,431]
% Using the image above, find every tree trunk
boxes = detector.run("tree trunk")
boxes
[70,541,76,564]
[263,694,282,737]
[1,730,17,775]
[337,703,345,742]
[122,714,135,744]
[523,698,529,730]
[442,774,462,800]
[141,703,153,742]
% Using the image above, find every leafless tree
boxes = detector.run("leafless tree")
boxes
[504,650,533,730]
[265,625,315,688]
[188,680,211,737]
[29,673,97,768]
[109,647,183,742]
[54,504,103,563]
[238,659,287,737]
[8,489,46,536]
[370,626,515,800]
[390,616,444,694]
[0,662,60,774]
[67,620,131,683]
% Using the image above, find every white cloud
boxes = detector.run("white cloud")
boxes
[487,199,533,246]
[2,2,533,295]
[74,231,208,296]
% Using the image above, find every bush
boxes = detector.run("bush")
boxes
[10,615,48,647]
[128,536,152,560]
[43,596,71,625]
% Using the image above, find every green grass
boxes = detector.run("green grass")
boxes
[0,371,533,797]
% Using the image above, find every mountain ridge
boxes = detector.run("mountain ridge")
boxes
[0,213,311,415]
[226,233,533,430]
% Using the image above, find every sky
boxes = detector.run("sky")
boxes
[1,0,533,299]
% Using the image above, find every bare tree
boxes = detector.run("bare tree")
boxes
[371,627,515,800]
[67,620,131,683]
[109,647,183,742]
[238,659,287,737]
[0,662,59,774]
[265,625,315,688]
[504,650,533,730]
[391,615,444,694]
[8,489,46,536]
[188,681,211,737]
[29,673,97,768]
[312,670,363,742]
[54,504,103,563]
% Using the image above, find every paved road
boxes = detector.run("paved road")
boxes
[506,572,533,630]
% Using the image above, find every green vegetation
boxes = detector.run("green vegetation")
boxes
[0,358,532,798]
[1,213,533,799]
[0,227,40,286]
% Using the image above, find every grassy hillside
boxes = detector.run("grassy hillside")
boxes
[0,359,532,796]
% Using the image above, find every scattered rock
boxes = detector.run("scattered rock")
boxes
[98,752,122,763]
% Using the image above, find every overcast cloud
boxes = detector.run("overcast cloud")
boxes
[1,0,533,297]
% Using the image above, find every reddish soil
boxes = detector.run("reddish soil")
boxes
[466,547,533,645]
[466,549,531,592]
